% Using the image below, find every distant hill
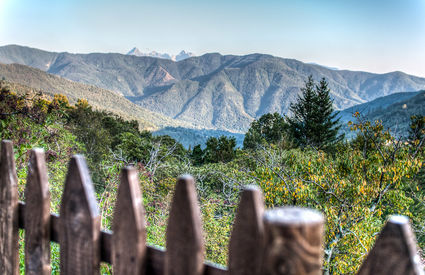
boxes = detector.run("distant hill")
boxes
[0,63,192,131]
[366,91,425,136]
[339,90,425,137]
[1,44,425,132]
[338,91,420,123]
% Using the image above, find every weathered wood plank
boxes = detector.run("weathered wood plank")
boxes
[20,201,228,273]
[59,155,101,275]
[261,207,324,275]
[24,149,51,275]
[113,167,147,274]
[165,175,205,275]
[146,246,165,275]
[228,185,264,275]
[357,215,424,275]
[0,140,19,275]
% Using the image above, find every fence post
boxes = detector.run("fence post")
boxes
[228,185,264,275]
[261,207,324,275]
[0,140,19,275]
[357,215,424,275]
[164,175,205,275]
[24,149,51,275]
[112,167,147,275]
[59,155,101,274]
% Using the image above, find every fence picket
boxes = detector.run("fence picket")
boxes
[165,175,205,275]
[3,140,425,275]
[24,149,51,275]
[0,140,19,275]
[59,155,101,274]
[228,185,264,275]
[261,207,324,275]
[357,215,424,275]
[113,167,147,274]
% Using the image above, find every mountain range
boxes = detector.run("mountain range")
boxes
[1,44,425,134]
[126,47,195,61]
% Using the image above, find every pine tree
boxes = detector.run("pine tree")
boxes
[313,78,343,147]
[287,76,343,149]
[287,75,317,147]
[191,144,204,165]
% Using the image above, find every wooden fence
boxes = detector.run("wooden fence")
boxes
[0,139,423,275]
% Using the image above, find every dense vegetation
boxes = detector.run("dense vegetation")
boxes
[1,78,424,274]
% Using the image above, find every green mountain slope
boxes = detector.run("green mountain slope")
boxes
[339,90,425,137]
[0,63,192,130]
[367,91,425,136]
[1,45,425,132]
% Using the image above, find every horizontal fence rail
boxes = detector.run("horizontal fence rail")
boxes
[0,140,424,275]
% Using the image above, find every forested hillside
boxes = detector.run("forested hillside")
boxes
[0,63,192,131]
[339,90,425,137]
[2,45,425,132]
[1,80,424,274]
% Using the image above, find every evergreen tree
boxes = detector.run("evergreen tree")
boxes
[313,78,343,146]
[408,115,425,147]
[287,76,343,149]
[204,136,236,163]
[191,144,204,165]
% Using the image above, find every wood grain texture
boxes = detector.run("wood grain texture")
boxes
[165,175,205,275]
[24,149,51,275]
[228,185,264,275]
[18,202,227,274]
[261,207,324,275]
[0,140,19,275]
[112,167,147,274]
[59,155,101,275]
[357,215,424,275]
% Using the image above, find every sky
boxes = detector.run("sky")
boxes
[1,0,425,77]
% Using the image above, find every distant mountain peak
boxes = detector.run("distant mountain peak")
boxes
[126,47,195,61]
[127,47,143,56]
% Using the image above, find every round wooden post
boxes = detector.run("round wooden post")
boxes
[261,207,324,275]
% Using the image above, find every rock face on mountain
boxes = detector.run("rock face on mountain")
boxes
[1,44,425,132]
[126,47,195,61]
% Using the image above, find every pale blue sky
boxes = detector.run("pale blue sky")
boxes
[1,0,425,76]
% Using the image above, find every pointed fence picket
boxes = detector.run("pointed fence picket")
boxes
[24,149,51,275]
[0,140,424,275]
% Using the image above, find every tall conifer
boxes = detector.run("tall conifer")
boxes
[288,75,343,149]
